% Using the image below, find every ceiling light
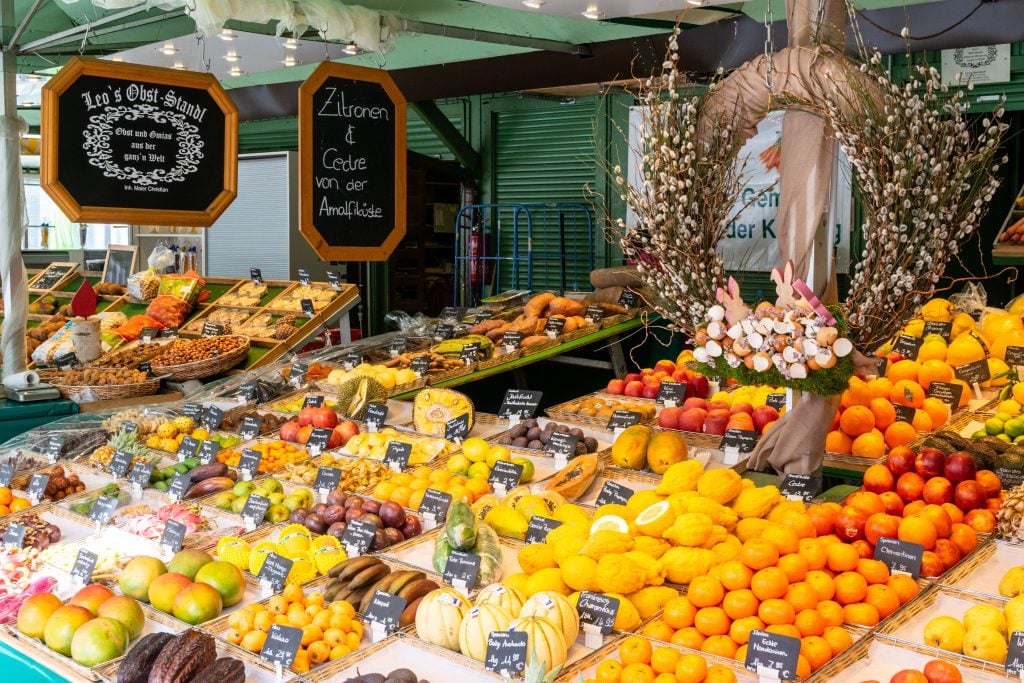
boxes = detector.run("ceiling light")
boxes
[172,61,185,70]
[26,74,40,81]
[224,50,241,62]
[343,44,359,55]
[685,0,705,5]
[218,29,236,41]
[283,37,299,50]
[228,66,245,77]
[282,55,298,67]
[582,7,605,19]
[111,55,123,62]
[522,0,545,7]
[159,42,178,55]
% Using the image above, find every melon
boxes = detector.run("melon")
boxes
[474,583,526,615]
[415,588,469,651]
[544,454,601,500]
[518,591,579,645]
[509,615,568,673]
[458,603,514,661]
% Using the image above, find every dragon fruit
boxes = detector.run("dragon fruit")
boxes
[115,502,211,541]
[0,575,57,623]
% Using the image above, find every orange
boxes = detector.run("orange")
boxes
[694,607,730,636]
[911,410,933,433]
[825,543,860,572]
[765,624,801,639]
[884,421,917,447]
[919,504,952,538]
[758,598,796,626]
[856,559,891,585]
[808,505,840,537]
[701,635,738,659]
[898,514,938,550]
[903,500,927,517]
[729,615,765,645]
[705,665,739,683]
[843,602,880,626]
[869,377,894,399]
[674,654,708,683]
[777,553,809,583]
[833,571,868,605]
[816,600,845,627]
[839,405,875,436]
[776,513,817,540]
[918,360,953,390]
[942,504,965,525]
[950,523,979,556]
[0,505,9,516]
[868,398,897,431]
[620,663,656,683]
[670,627,706,650]
[887,359,921,384]
[823,626,854,655]
[619,636,653,665]
[865,584,901,618]
[714,561,753,591]
[739,539,779,571]
[825,430,853,454]
[761,524,800,555]
[641,620,675,643]
[800,635,833,671]
[851,431,887,458]
[950,378,971,408]
[689,576,725,608]
[783,582,820,613]
[890,380,925,408]
[722,589,758,620]
[662,597,697,630]
[805,570,836,601]
[796,655,813,679]
[921,396,951,428]
[9,498,30,512]
[597,660,624,683]
[650,646,681,675]
[844,378,874,407]
[794,608,826,637]
[0,487,11,506]
[798,539,828,570]
[846,491,886,517]
[751,567,789,600]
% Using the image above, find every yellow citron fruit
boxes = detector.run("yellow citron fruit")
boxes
[594,503,635,522]
[656,460,705,495]
[920,298,954,323]
[590,515,629,534]
[696,469,743,505]
[559,555,599,592]
[947,333,987,367]
[525,567,570,597]
[552,503,591,525]
[634,501,675,537]
[735,518,771,542]
[902,319,925,338]
[623,551,666,586]
[662,512,714,547]
[626,490,666,518]
[518,543,558,575]
[633,536,671,559]
[607,593,642,631]
[579,529,633,560]
[660,547,714,584]
[917,336,947,363]
[626,586,680,620]
[595,555,646,594]
[952,312,976,338]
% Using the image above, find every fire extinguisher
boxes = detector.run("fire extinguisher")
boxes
[469,222,485,286]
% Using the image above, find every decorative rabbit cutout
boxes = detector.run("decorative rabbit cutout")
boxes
[716,277,749,325]
[771,260,799,309]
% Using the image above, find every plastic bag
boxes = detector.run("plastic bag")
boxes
[127,246,176,301]
[112,315,164,342]
[950,283,988,321]
[146,270,205,328]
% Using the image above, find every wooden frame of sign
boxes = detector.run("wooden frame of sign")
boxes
[298,62,407,261]
[100,245,138,286]
[40,57,238,227]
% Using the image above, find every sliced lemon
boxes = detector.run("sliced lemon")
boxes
[589,514,629,534]
[634,500,675,537]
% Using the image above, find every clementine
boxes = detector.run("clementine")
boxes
[777,553,809,582]
[728,615,765,645]
[839,405,875,436]
[757,598,796,626]
[898,514,938,550]
[864,584,901,618]
[851,431,887,458]
[689,576,725,608]
[797,539,828,570]
[739,538,779,571]
[823,625,854,655]
[794,609,826,637]
[843,602,880,626]
[825,542,860,572]
[886,574,920,604]
[890,379,925,408]
[800,635,833,671]
[884,421,917,447]
[669,627,706,650]
[825,430,853,454]
[783,582,820,613]
[869,398,897,431]
[805,570,836,601]
[662,597,697,630]
[833,571,868,605]
[750,567,789,601]
[816,600,845,627]
[693,607,730,636]
[722,589,758,620]
[700,635,737,659]
[619,636,653,665]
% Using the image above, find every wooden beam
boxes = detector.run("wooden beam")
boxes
[410,100,480,176]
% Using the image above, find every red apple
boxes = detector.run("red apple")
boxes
[327,429,343,449]
[922,659,963,683]
[653,371,670,381]
[623,373,642,384]
[922,477,953,505]
[682,397,708,411]
[677,409,706,433]
[623,381,644,397]
[298,406,318,427]
[751,406,780,434]
[654,359,676,374]
[671,369,689,383]
[688,375,709,399]
[279,419,300,443]
[943,451,976,485]
[915,448,946,480]
[729,402,754,415]
[953,480,986,512]
[886,447,917,476]
[896,472,925,503]
[834,505,868,541]
[641,383,660,400]
[707,400,730,413]
[605,379,625,395]
[703,412,729,436]
[658,407,682,430]
[311,406,339,429]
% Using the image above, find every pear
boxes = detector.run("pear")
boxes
[962,626,1008,664]
[923,616,966,653]
[963,604,1007,638]
[1000,566,1024,598]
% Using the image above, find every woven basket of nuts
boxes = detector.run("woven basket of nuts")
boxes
[50,368,163,402]
[149,335,250,380]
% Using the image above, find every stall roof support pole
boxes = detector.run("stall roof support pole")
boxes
[18,4,161,54]
[398,19,591,56]
[410,101,480,176]
[5,0,43,53]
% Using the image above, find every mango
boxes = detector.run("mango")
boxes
[645,430,688,474]
[611,425,652,470]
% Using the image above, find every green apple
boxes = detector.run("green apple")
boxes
[232,481,254,497]
[266,504,290,523]
[231,494,249,514]
[268,492,285,505]
[212,492,235,511]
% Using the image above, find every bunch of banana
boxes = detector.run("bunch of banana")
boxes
[325,556,439,619]
[430,334,494,361]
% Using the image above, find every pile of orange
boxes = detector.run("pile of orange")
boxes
[827,365,963,457]
[594,635,741,683]
[0,486,31,515]
[371,466,491,508]
[219,440,309,472]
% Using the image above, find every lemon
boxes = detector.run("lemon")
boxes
[486,446,512,468]
[999,399,1023,417]
[559,556,599,592]
[589,515,629,534]
[518,543,557,574]
[462,437,490,463]
[552,503,591,525]
[625,490,665,518]
[525,567,569,596]
[634,500,675,537]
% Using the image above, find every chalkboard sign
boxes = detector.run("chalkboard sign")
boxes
[525,516,562,544]
[444,550,481,590]
[780,474,822,502]
[315,466,341,492]
[498,390,542,419]
[89,495,119,524]
[488,461,524,493]
[258,552,293,592]
[766,393,787,410]
[418,488,452,523]
[71,549,98,584]
[485,631,527,675]
[364,590,406,637]
[720,429,758,453]
[892,334,923,359]
[3,523,26,548]
[364,402,388,429]
[1007,346,1024,366]
[893,403,916,424]
[445,414,470,441]
[28,474,49,503]
[299,62,407,261]
[1007,632,1024,676]
[160,518,186,553]
[618,290,639,308]
[29,263,75,291]
[109,450,132,478]
[577,591,619,634]
[384,441,412,471]
[745,630,800,680]
[127,462,152,488]
[657,382,686,405]
[596,481,633,506]
[260,624,302,668]
[927,381,964,409]
[954,359,991,385]
[239,449,262,479]
[0,464,14,488]
[41,57,238,226]
[342,518,376,556]
[101,245,137,287]
[923,321,953,341]
[607,410,642,431]
[874,537,924,578]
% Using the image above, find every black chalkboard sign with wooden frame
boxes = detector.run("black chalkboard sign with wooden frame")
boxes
[40,57,238,227]
[298,62,407,261]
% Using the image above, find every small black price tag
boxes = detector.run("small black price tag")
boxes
[242,494,270,527]
[202,405,224,430]
[307,428,332,453]
[364,590,407,637]
[1007,632,1024,676]
[439,307,461,322]
[954,359,991,385]
[121,421,138,434]
[544,317,566,336]
[167,472,191,501]
[488,460,524,491]
[138,362,152,376]
[596,481,633,506]
[342,518,377,556]
[240,416,262,441]
[202,321,225,338]
[502,332,523,349]
[893,403,917,423]
[525,516,562,544]
[444,550,481,590]
[127,462,152,488]
[70,549,98,584]
[44,436,64,462]
[474,312,492,323]
[326,271,341,289]
[301,299,316,318]
[239,449,262,479]
[177,436,200,460]
[2,523,26,548]
[260,624,302,667]
[498,390,543,419]
[28,474,49,502]
[720,429,758,453]
[89,495,119,524]
[418,488,452,522]
[388,339,407,356]
[289,361,308,386]
[873,537,924,579]
[0,463,14,488]
[923,321,953,341]
[460,343,481,364]
[434,323,455,341]
[297,268,311,285]
[198,440,220,465]
[657,381,686,405]
[766,393,787,410]
[607,410,642,432]
[160,327,179,338]
[618,290,639,309]
[250,268,263,284]
[384,441,412,471]
[314,466,341,492]
[342,352,363,370]
[183,403,203,420]
[1007,346,1024,366]
[892,334,923,359]
[140,327,159,343]
[445,414,470,441]
[745,630,801,680]
[159,519,187,553]
[780,474,822,502]
[485,630,528,675]
[927,381,964,409]
[545,431,580,458]
[238,380,259,402]
[54,352,79,370]
[109,450,132,478]
[585,305,604,324]
[410,356,431,376]
[577,591,619,634]
[257,552,293,592]
[364,403,388,429]
[997,465,1024,489]
[303,394,325,409]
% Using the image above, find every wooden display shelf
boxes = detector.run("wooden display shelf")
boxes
[992,183,1024,264]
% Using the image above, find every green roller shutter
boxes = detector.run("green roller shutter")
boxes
[408,105,466,160]
[493,102,597,292]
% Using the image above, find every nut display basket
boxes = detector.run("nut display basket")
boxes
[149,335,250,380]
[49,370,163,402]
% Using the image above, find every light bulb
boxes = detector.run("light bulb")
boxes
[582,7,605,19]
[218,29,236,40]
[522,0,545,7]
[159,42,178,55]
[283,38,299,50]
[224,50,241,62]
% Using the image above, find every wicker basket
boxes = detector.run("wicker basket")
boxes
[149,336,250,380]
[50,372,162,402]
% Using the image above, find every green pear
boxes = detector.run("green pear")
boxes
[268,492,285,505]
[231,494,249,514]
[232,481,254,497]
[212,492,235,510]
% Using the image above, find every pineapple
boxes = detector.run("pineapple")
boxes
[998,484,1024,542]
[88,445,116,468]
[413,388,475,437]
[502,650,563,683]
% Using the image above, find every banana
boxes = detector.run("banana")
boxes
[359,573,402,614]
[383,570,425,596]
[397,578,440,604]
[347,563,391,591]
[333,556,382,581]
[324,581,344,602]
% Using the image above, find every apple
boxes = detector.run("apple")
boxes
[327,429,343,449]
[606,379,625,395]
[641,383,660,400]
[298,406,318,427]
[834,505,868,541]
[751,406,780,434]
[688,375,709,399]
[279,420,300,443]
[671,369,689,383]
[703,412,729,436]
[623,381,644,398]
[658,407,682,430]
[623,373,642,384]
[915,448,946,479]
[953,480,986,512]
[682,397,708,411]
[707,400,730,413]
[311,407,338,429]
[730,402,754,416]
[922,477,953,505]
[334,420,359,445]
[896,472,925,503]
[922,659,964,683]
[943,451,976,485]
[654,359,676,374]
[677,409,706,433]
[887,448,917,476]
